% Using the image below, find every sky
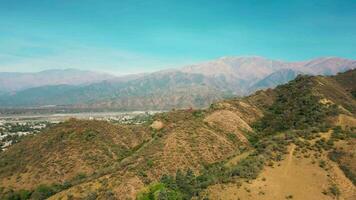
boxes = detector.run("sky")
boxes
[0,0,355,75]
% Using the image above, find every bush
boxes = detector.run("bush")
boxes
[30,185,56,200]
[331,126,348,140]
[0,181,76,200]
[71,172,87,182]
[339,165,356,185]
[227,133,238,143]
[230,156,264,179]
[84,192,98,200]
[102,190,116,200]
[147,159,154,168]
[328,150,344,162]
[192,110,204,118]
[319,160,326,169]
[137,183,182,200]
[329,184,340,197]
[1,189,32,200]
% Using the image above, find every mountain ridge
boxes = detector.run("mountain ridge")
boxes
[0,56,354,110]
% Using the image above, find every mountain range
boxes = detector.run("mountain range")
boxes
[0,56,355,110]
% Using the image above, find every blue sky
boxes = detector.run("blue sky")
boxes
[0,0,355,74]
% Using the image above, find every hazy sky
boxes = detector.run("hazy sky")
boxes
[0,0,355,74]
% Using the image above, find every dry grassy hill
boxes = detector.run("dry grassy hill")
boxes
[0,70,355,200]
[48,100,264,199]
[0,120,151,192]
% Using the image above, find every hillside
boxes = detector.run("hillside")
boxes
[205,70,356,200]
[0,57,354,110]
[0,120,151,190]
[248,68,303,92]
[0,70,355,200]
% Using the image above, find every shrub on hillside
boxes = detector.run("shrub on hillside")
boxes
[136,183,183,200]
[230,155,264,179]
[253,75,338,135]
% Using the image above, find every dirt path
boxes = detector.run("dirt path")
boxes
[284,144,296,176]
[120,136,156,164]
[225,150,252,168]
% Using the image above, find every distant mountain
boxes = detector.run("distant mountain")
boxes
[181,56,356,93]
[0,57,354,110]
[301,57,356,75]
[0,71,230,109]
[0,69,116,92]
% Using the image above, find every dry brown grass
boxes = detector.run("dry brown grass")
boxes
[204,110,251,143]
[334,114,356,129]
[333,139,356,180]
[0,119,151,190]
[207,145,356,200]
[43,102,262,199]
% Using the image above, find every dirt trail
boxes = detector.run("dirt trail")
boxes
[120,136,156,164]
[225,150,252,168]
[284,144,296,176]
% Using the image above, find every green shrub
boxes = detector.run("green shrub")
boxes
[192,110,204,118]
[72,172,87,182]
[30,185,56,200]
[147,159,154,168]
[84,192,98,200]
[230,156,264,179]
[329,184,340,197]
[339,165,356,185]
[319,160,326,169]
[227,133,238,143]
[84,131,97,141]
[137,183,182,200]
[1,189,32,200]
